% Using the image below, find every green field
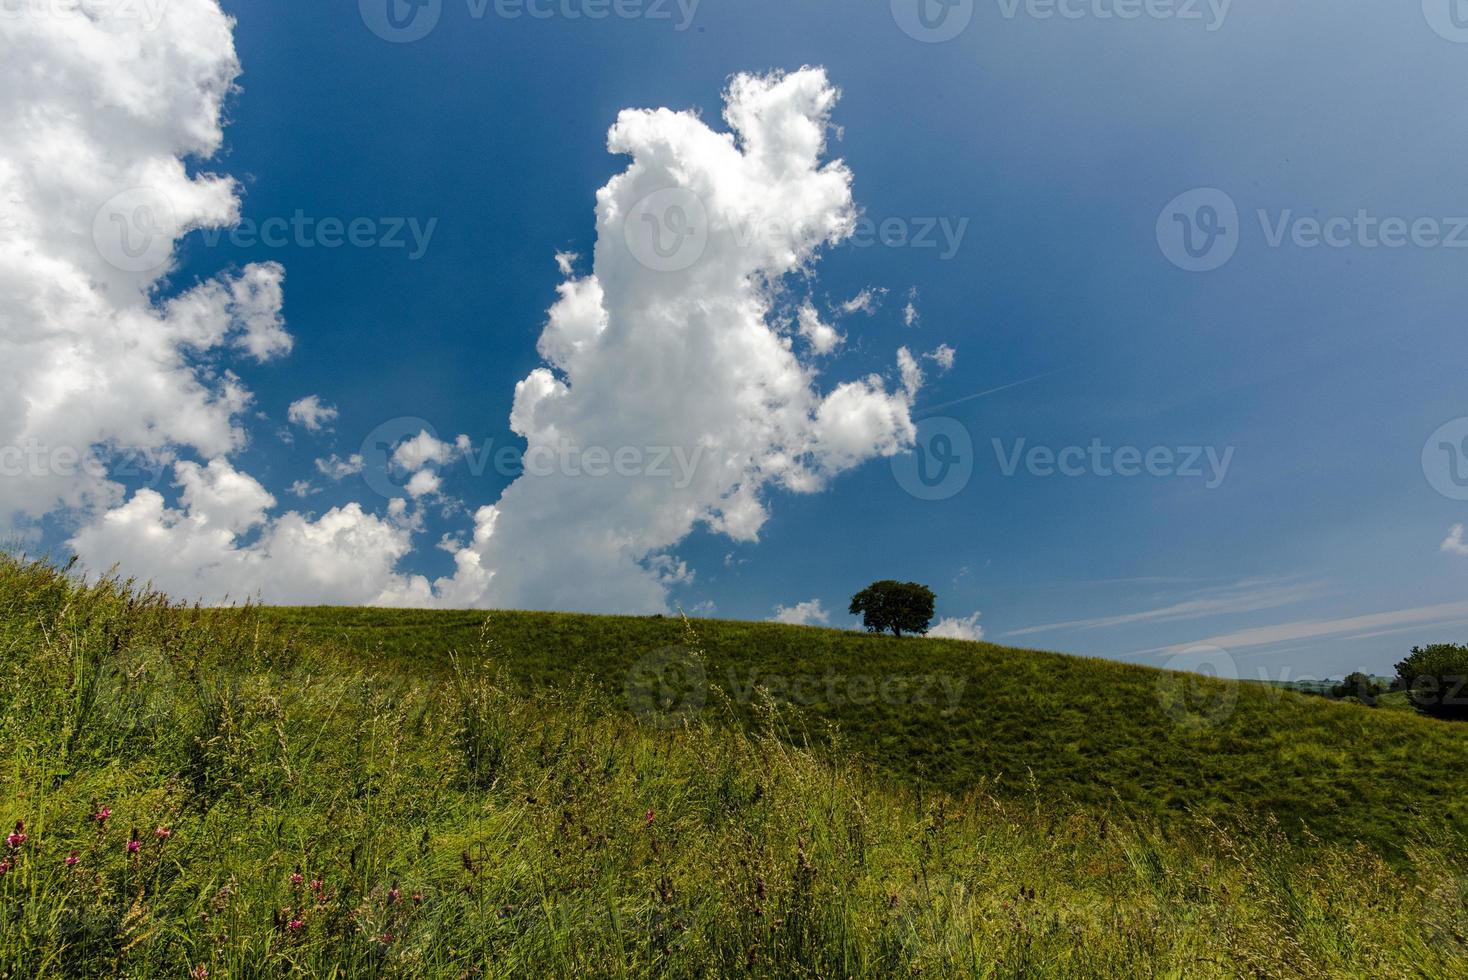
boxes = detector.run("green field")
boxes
[4,556,1468,977]
[268,606,1468,861]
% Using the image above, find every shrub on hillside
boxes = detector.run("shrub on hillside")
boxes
[1395,644,1468,721]
[1330,672,1384,705]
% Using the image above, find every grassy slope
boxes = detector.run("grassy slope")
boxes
[5,560,1468,976]
[267,607,1468,860]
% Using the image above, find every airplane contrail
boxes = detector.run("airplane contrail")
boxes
[914,367,1067,417]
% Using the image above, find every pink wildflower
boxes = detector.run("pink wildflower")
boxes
[94,807,111,823]
[65,852,79,866]
[154,827,171,841]
[289,872,304,886]
[287,919,304,932]
[645,808,656,825]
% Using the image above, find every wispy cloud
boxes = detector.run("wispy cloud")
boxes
[1135,599,1468,658]
[1005,577,1322,637]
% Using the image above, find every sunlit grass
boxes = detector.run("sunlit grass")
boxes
[2,556,1466,977]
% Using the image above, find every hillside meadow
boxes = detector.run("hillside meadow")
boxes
[268,606,1468,861]
[0,556,1463,977]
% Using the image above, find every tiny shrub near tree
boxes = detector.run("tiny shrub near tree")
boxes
[849,581,935,637]
[1331,672,1384,705]
[1396,644,1468,721]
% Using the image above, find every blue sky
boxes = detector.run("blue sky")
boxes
[6,0,1468,680]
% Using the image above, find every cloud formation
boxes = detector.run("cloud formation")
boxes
[771,599,831,626]
[929,612,984,641]
[5,9,924,615]
[0,4,301,532]
[0,1,438,604]
[287,396,339,432]
[435,68,923,613]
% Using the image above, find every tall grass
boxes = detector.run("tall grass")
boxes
[1,555,1466,977]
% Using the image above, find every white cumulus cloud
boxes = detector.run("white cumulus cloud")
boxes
[929,612,984,641]
[287,396,339,432]
[0,2,295,531]
[771,598,830,626]
[433,68,925,613]
[10,18,939,617]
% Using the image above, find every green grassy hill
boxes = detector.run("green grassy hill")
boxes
[4,556,1467,977]
[268,606,1468,861]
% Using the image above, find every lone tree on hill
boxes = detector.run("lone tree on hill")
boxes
[849,581,935,638]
